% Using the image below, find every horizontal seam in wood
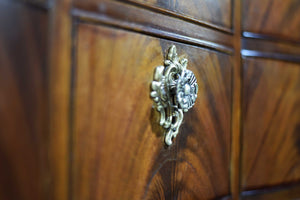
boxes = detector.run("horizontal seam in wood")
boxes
[72,8,234,55]
[243,32,300,45]
[114,0,234,34]
[241,181,300,197]
[241,50,300,63]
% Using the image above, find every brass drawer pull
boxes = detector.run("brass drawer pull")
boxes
[151,45,198,146]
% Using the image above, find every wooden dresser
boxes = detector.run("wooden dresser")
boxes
[0,0,299,199]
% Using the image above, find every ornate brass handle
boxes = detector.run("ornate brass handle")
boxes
[150,45,198,146]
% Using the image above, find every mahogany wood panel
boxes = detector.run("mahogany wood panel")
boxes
[242,58,300,191]
[0,1,49,200]
[72,0,234,54]
[73,0,232,31]
[72,23,233,200]
[243,0,300,42]
[121,0,232,32]
[241,184,300,200]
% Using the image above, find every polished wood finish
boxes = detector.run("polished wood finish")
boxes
[74,0,232,32]
[48,0,72,199]
[241,184,300,200]
[72,24,233,200]
[72,0,234,54]
[241,38,300,63]
[242,38,300,57]
[0,1,49,200]
[121,0,232,32]
[242,58,300,190]
[241,37,300,63]
[243,0,300,42]
[1,0,300,199]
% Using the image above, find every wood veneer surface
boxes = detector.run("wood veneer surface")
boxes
[74,0,232,31]
[123,0,232,30]
[72,0,234,54]
[243,0,300,42]
[72,24,233,200]
[242,58,300,190]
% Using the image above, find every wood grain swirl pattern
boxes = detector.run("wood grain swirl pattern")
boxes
[242,58,300,190]
[0,1,49,200]
[72,23,233,200]
[243,0,300,42]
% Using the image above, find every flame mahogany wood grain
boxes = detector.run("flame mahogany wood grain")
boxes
[72,23,233,200]
[0,1,49,200]
[1,0,300,199]
[74,0,233,32]
[243,0,300,42]
[241,58,300,191]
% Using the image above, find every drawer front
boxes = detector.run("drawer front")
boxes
[243,0,300,41]
[74,0,233,31]
[72,24,233,199]
[242,58,300,190]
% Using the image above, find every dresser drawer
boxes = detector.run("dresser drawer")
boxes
[243,0,300,42]
[242,58,300,190]
[72,23,233,199]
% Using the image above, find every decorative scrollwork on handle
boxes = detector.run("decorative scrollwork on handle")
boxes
[150,45,198,146]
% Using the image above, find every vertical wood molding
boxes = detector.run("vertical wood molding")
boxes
[231,0,242,199]
[48,0,72,199]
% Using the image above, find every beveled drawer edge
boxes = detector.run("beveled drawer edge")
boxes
[241,182,300,199]
[241,50,300,63]
[243,32,300,45]
[116,0,234,34]
[71,8,234,55]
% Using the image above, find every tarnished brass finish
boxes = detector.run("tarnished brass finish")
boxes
[151,45,198,146]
